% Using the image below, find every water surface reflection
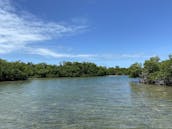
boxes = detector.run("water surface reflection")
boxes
[0,76,171,129]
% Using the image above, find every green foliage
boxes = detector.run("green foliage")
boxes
[107,67,116,75]
[107,66,129,75]
[3,54,172,86]
[0,60,28,81]
[140,55,172,85]
[128,63,142,78]
[143,56,160,74]
[0,59,129,81]
[97,66,107,76]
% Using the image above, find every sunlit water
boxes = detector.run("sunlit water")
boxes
[0,76,172,129]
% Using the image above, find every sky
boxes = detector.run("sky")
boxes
[0,0,172,67]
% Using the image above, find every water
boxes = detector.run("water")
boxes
[0,76,172,129]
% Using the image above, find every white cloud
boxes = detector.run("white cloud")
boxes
[26,47,151,60]
[94,53,153,60]
[0,0,154,61]
[0,0,88,57]
[27,48,95,58]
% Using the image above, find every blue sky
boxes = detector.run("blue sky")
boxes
[0,0,172,67]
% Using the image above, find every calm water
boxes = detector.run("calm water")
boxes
[0,76,172,129]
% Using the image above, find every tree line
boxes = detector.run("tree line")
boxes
[0,59,128,81]
[1,55,172,85]
[128,55,172,86]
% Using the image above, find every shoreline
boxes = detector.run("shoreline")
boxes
[1,75,171,86]
[0,75,120,83]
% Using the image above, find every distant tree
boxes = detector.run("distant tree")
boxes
[1,54,172,86]
[107,67,116,75]
[128,63,142,78]
[143,56,160,74]
[97,66,107,76]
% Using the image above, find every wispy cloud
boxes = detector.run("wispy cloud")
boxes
[25,47,151,60]
[27,48,96,58]
[102,53,152,59]
[0,0,88,57]
[0,0,154,61]
[92,53,153,60]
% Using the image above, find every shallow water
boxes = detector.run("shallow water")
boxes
[0,76,172,129]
